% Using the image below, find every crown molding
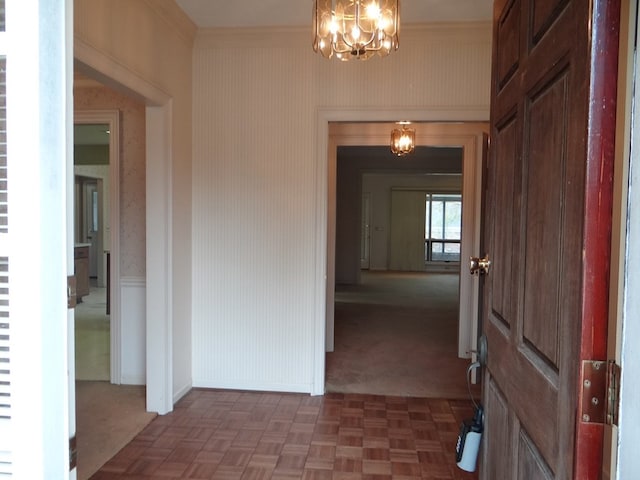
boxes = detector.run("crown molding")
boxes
[194,21,491,49]
[144,0,197,46]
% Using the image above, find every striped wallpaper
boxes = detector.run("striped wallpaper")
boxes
[191,23,492,392]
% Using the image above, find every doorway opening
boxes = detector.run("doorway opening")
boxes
[73,83,155,480]
[326,144,475,397]
[318,120,488,396]
[73,127,110,382]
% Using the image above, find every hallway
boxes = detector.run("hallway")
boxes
[326,271,479,399]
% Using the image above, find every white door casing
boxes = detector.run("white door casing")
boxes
[74,39,174,414]
[314,113,489,395]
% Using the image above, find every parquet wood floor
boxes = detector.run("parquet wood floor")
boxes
[90,389,479,480]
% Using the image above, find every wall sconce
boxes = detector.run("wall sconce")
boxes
[390,124,415,156]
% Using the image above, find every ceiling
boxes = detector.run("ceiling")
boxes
[175,0,493,28]
[338,146,463,173]
[74,2,493,145]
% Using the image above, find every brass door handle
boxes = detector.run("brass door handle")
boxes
[470,255,491,275]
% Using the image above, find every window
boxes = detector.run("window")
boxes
[425,194,461,263]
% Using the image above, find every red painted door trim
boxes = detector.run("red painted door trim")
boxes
[575,0,621,478]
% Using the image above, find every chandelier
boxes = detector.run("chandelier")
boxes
[312,0,400,61]
[390,124,415,156]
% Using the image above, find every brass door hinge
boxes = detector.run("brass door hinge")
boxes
[606,360,621,426]
[67,275,77,309]
[580,360,621,426]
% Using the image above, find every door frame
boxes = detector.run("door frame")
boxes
[574,0,621,476]
[74,109,121,384]
[75,39,175,414]
[313,109,489,394]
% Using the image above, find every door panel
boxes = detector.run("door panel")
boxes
[389,190,426,271]
[531,0,569,43]
[518,432,554,480]
[481,0,620,478]
[522,71,568,365]
[491,116,518,326]
[484,379,513,480]
[496,0,519,90]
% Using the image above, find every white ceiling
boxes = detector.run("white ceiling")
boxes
[175,0,493,28]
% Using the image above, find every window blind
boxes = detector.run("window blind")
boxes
[0,2,11,474]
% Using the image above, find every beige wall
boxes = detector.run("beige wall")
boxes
[73,2,491,395]
[74,85,146,278]
[191,23,492,391]
[74,0,196,402]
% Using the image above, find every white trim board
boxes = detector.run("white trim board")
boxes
[119,276,146,385]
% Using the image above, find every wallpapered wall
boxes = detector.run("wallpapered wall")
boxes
[74,0,196,406]
[74,86,146,278]
[191,24,492,392]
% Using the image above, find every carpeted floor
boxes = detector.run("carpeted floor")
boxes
[76,382,156,480]
[75,285,155,480]
[326,271,480,400]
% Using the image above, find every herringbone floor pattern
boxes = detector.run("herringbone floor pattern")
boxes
[90,389,479,479]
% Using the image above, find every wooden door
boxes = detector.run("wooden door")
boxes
[480,0,620,479]
[389,190,426,271]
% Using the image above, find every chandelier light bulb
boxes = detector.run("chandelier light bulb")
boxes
[366,3,381,19]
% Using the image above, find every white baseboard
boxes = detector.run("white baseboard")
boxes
[192,379,312,395]
[173,382,192,404]
[121,374,146,385]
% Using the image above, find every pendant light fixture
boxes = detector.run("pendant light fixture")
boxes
[390,123,415,156]
[312,0,400,61]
